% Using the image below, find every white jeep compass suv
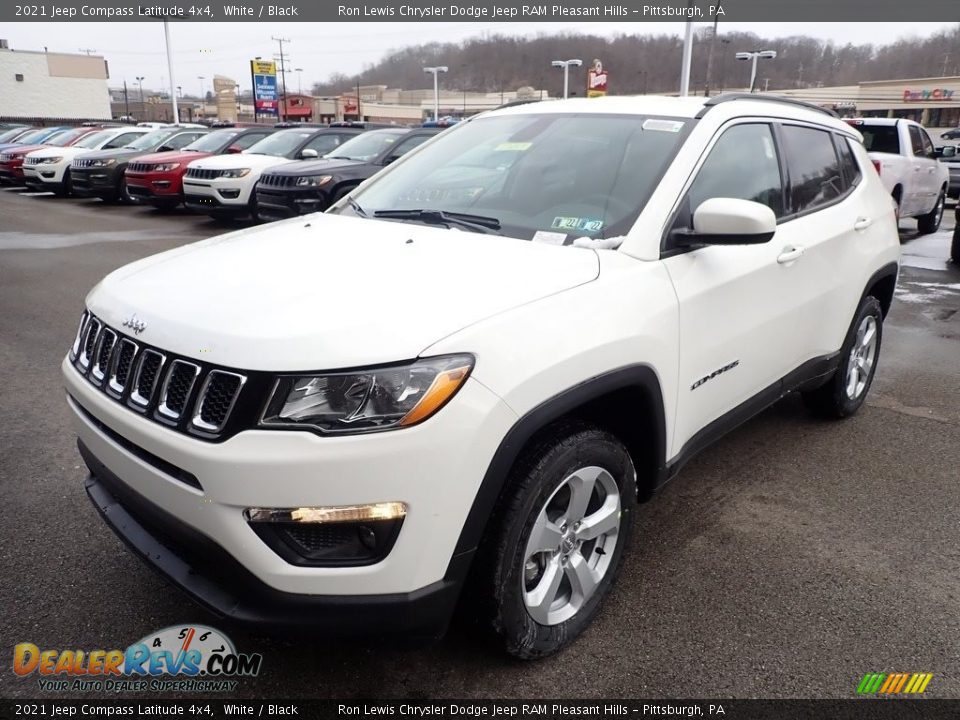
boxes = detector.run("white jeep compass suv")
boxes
[64,94,900,658]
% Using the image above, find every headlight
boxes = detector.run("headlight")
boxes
[152,162,180,171]
[296,175,333,187]
[89,159,116,167]
[39,156,63,164]
[260,354,474,434]
[219,168,250,178]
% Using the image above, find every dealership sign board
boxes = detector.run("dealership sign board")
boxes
[902,88,955,102]
[251,59,278,115]
[587,59,608,98]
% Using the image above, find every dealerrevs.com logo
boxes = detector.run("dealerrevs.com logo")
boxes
[13,625,263,693]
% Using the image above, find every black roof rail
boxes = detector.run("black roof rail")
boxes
[495,98,546,110]
[696,93,839,119]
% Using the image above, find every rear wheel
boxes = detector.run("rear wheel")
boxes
[802,296,883,419]
[951,221,960,264]
[483,424,635,659]
[916,188,945,235]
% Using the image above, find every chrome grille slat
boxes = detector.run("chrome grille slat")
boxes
[108,338,138,396]
[78,317,101,370]
[70,311,89,361]
[192,370,247,433]
[90,328,117,384]
[129,349,166,408]
[158,360,201,420]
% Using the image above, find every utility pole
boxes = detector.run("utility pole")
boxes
[272,36,290,122]
[356,80,361,120]
[679,18,693,97]
[704,17,718,96]
[163,20,179,124]
[123,80,130,119]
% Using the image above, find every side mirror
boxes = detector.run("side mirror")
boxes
[383,155,400,165]
[673,198,776,247]
[300,148,318,159]
[936,146,956,159]
[225,145,243,154]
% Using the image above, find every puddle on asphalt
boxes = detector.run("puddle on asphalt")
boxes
[0,229,195,250]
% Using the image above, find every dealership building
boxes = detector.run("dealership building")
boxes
[773,75,960,134]
[0,40,112,122]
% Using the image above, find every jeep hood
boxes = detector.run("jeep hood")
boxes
[269,157,364,176]
[189,153,294,171]
[86,214,600,371]
[133,149,214,165]
[80,147,161,162]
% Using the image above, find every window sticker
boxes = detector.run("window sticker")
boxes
[551,216,605,233]
[551,216,581,231]
[495,141,532,152]
[642,119,685,133]
[532,230,567,245]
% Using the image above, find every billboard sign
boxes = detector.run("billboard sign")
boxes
[587,59,608,98]
[251,59,278,115]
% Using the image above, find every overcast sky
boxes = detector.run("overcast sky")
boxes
[5,22,954,95]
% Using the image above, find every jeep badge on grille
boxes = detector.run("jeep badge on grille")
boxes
[122,314,146,335]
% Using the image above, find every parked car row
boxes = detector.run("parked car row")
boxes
[2,120,443,224]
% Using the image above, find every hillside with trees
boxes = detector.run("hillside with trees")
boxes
[312,23,960,98]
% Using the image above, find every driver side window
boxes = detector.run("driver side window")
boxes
[675,123,784,232]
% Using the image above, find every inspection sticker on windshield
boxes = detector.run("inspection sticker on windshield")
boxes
[642,119,685,133]
[551,216,604,233]
[495,142,532,152]
[532,230,567,245]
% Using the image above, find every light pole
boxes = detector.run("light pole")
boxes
[551,59,582,99]
[679,21,693,97]
[135,76,145,105]
[735,50,777,93]
[423,66,448,121]
[295,68,303,95]
[163,21,179,124]
[197,76,206,120]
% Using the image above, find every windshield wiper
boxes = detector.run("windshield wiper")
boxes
[373,209,501,234]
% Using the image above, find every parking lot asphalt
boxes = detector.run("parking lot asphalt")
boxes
[1,188,958,700]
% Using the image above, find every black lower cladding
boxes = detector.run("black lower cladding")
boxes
[79,439,469,636]
[249,515,403,567]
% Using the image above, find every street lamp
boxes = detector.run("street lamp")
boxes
[735,50,777,93]
[423,66,448,122]
[551,59,582,99]
[197,76,206,119]
[135,76,145,108]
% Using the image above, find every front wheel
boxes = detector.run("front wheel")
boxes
[802,295,883,419]
[951,220,960,264]
[916,189,945,235]
[485,424,635,659]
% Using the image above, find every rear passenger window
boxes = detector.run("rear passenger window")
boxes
[835,136,862,188]
[908,125,925,156]
[680,123,784,225]
[234,132,268,150]
[780,125,843,213]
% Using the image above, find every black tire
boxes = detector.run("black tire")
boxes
[53,169,71,197]
[482,423,636,659]
[891,186,902,222]
[916,188,945,235]
[802,295,883,419]
[952,222,960,264]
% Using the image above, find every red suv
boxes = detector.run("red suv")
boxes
[125,127,276,209]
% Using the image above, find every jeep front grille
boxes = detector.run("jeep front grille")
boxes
[69,312,248,440]
[185,167,224,180]
[258,173,295,188]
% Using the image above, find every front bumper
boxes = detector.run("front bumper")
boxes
[0,161,25,182]
[126,170,184,204]
[82,440,468,634]
[63,354,515,623]
[255,187,329,220]
[71,166,122,197]
[182,176,253,212]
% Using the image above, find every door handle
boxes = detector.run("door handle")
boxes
[854,217,873,231]
[777,246,805,264]
[914,167,922,172]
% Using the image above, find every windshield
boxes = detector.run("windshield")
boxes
[74,130,113,149]
[246,130,313,157]
[184,129,240,152]
[125,127,179,151]
[0,127,28,143]
[859,125,900,154]
[15,129,57,145]
[326,130,406,161]
[339,114,688,241]
[46,128,92,147]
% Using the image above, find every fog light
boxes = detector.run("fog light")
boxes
[244,502,407,567]
[244,502,406,524]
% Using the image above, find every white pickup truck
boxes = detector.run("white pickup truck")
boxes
[846,118,948,234]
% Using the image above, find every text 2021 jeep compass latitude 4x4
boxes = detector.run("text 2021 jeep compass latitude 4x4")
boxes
[64,94,900,658]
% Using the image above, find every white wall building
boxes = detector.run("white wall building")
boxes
[0,41,112,121]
